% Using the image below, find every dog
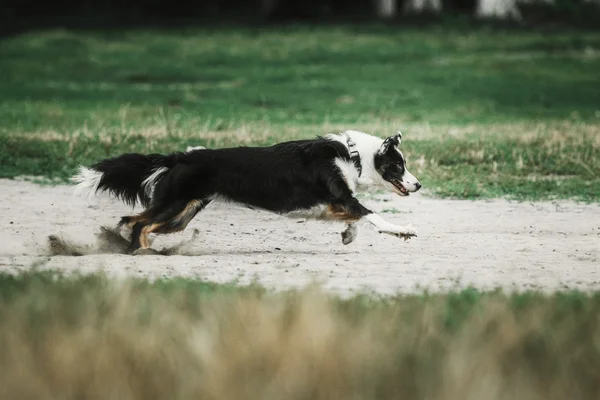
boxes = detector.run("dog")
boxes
[71,130,421,254]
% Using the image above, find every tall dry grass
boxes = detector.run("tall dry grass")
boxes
[1,273,600,400]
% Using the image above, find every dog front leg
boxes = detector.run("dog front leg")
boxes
[325,175,416,243]
[364,213,417,240]
[330,198,415,243]
[338,198,417,240]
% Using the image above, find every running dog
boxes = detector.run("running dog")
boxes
[72,130,421,254]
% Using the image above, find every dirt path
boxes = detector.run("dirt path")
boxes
[1,179,599,295]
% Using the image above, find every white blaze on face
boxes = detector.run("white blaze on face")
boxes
[401,168,420,191]
[398,149,421,192]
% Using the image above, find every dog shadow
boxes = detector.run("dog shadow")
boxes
[47,227,355,257]
[47,227,201,256]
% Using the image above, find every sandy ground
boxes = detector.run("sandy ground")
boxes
[1,178,599,295]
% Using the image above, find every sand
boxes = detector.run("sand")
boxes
[1,178,599,296]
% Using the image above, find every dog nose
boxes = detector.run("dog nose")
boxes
[415,182,422,191]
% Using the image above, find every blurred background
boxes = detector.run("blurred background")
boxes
[1,0,599,199]
[1,3,600,398]
[2,0,600,34]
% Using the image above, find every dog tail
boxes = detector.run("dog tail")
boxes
[71,153,177,207]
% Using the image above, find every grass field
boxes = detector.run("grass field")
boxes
[1,26,600,396]
[0,270,598,399]
[1,25,600,200]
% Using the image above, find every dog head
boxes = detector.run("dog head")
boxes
[374,132,421,196]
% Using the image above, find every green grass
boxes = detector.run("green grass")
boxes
[1,26,600,200]
[1,270,600,399]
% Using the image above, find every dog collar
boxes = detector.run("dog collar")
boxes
[346,136,362,177]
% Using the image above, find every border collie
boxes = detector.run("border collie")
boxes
[72,130,421,254]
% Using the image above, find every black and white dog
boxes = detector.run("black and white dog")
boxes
[72,130,421,254]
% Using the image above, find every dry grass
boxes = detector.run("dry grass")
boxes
[8,119,599,150]
[8,119,600,141]
[1,272,600,399]
[3,119,599,200]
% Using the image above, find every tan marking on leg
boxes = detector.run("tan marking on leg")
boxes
[139,228,149,249]
[326,204,361,222]
[139,223,163,248]
[177,200,202,226]
[136,200,204,247]
[122,209,154,228]
[155,200,203,234]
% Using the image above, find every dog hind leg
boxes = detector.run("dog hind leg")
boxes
[124,198,211,254]
[129,221,148,252]
[151,199,210,235]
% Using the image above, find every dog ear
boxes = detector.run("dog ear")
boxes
[378,131,402,154]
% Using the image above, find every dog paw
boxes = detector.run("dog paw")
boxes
[190,228,200,241]
[341,225,358,245]
[403,225,417,237]
[378,226,417,241]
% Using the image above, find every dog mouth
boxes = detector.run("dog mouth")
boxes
[391,180,410,196]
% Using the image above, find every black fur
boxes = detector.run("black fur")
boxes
[92,152,178,207]
[86,137,374,252]
[149,139,352,213]
[374,145,405,183]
